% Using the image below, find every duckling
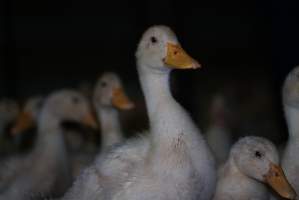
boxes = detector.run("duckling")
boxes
[282,66,299,195]
[213,136,296,200]
[206,94,232,166]
[93,72,134,151]
[62,25,216,200]
[0,90,97,200]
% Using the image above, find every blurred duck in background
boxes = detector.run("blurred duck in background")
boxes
[62,25,216,200]
[93,72,134,151]
[205,94,233,166]
[0,90,97,200]
[11,93,98,180]
[213,136,296,200]
[281,66,299,196]
[69,72,135,178]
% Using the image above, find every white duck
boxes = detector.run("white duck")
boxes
[93,72,134,151]
[62,25,216,200]
[0,90,97,200]
[213,136,296,200]
[206,94,232,166]
[282,66,299,196]
[10,95,96,180]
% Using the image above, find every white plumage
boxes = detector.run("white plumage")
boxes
[282,66,299,196]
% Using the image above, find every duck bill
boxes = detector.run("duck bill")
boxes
[10,111,35,136]
[112,87,135,110]
[265,163,297,199]
[163,43,201,69]
[82,112,98,129]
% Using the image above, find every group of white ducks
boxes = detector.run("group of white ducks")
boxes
[0,25,298,200]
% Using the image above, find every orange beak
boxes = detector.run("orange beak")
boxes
[10,111,35,136]
[163,43,201,69]
[112,87,135,110]
[82,112,98,129]
[265,163,297,199]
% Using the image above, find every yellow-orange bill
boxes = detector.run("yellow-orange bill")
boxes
[265,163,296,199]
[82,112,98,129]
[163,43,201,69]
[10,112,35,136]
[112,87,135,110]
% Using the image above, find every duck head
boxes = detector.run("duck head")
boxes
[93,72,134,110]
[231,136,296,199]
[11,96,44,136]
[40,90,97,130]
[136,25,200,72]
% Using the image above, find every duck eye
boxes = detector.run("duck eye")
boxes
[101,81,107,87]
[255,151,262,158]
[150,36,158,44]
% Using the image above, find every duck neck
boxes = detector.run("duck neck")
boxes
[97,106,123,150]
[138,65,197,141]
[284,104,299,140]
[35,112,66,154]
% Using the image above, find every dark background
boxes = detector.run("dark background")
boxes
[1,0,299,144]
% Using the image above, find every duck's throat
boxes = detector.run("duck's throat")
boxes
[284,104,299,139]
[35,112,67,155]
[138,66,195,138]
[98,106,123,150]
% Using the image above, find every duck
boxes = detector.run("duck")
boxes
[10,95,96,180]
[213,136,296,200]
[281,66,299,196]
[205,94,232,166]
[0,90,97,200]
[70,72,134,180]
[93,72,134,151]
[62,25,216,200]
